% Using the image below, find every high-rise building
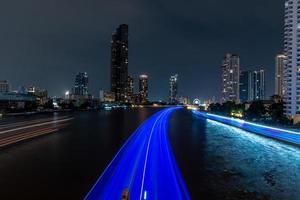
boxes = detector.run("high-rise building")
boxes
[74,72,89,95]
[169,74,178,104]
[110,24,129,102]
[275,54,286,97]
[126,75,134,103]
[239,71,253,102]
[239,69,266,102]
[253,69,266,100]
[283,0,300,122]
[0,80,10,93]
[139,75,148,104]
[221,54,240,103]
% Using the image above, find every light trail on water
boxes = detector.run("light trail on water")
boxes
[84,107,190,200]
[192,110,300,146]
[0,116,73,148]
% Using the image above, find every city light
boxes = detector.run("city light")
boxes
[187,105,198,110]
[193,99,200,105]
[139,74,148,79]
[192,111,300,145]
[230,110,243,118]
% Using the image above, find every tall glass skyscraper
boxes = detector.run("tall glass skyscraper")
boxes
[239,69,265,102]
[221,54,240,103]
[169,74,178,104]
[283,0,300,122]
[253,69,265,100]
[239,71,252,102]
[111,24,129,102]
[139,75,148,104]
[74,72,88,95]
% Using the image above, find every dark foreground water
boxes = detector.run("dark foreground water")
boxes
[0,108,299,199]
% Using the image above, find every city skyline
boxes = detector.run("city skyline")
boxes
[1,1,300,199]
[0,0,283,100]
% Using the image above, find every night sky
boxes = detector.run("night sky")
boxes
[0,0,283,101]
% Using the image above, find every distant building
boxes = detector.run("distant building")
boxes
[74,72,89,95]
[169,74,178,104]
[139,75,148,104]
[275,54,285,97]
[99,90,115,102]
[178,97,189,105]
[126,75,134,103]
[17,86,27,94]
[240,70,252,102]
[0,92,37,110]
[253,69,265,100]
[0,80,10,93]
[239,69,266,102]
[27,86,48,106]
[111,24,129,102]
[70,72,91,105]
[221,54,240,103]
[283,0,300,122]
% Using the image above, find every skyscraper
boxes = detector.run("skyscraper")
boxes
[74,72,89,95]
[126,75,134,103]
[169,74,178,104]
[139,75,148,104]
[275,54,286,97]
[0,80,10,93]
[239,71,253,102]
[110,24,129,102]
[252,69,266,100]
[221,54,240,103]
[283,0,300,122]
[239,69,266,102]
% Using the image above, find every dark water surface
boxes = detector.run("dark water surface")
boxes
[170,109,300,200]
[0,108,299,200]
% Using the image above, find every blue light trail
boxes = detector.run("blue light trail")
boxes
[85,107,190,200]
[192,110,300,146]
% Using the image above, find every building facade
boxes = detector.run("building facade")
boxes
[239,70,253,102]
[239,69,266,102]
[126,75,134,103]
[275,54,286,97]
[27,86,48,105]
[221,54,240,103]
[253,69,266,100]
[0,80,10,93]
[99,90,116,102]
[283,0,300,122]
[139,75,148,104]
[0,92,37,110]
[169,74,178,104]
[110,24,129,102]
[70,72,91,105]
[74,72,89,95]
